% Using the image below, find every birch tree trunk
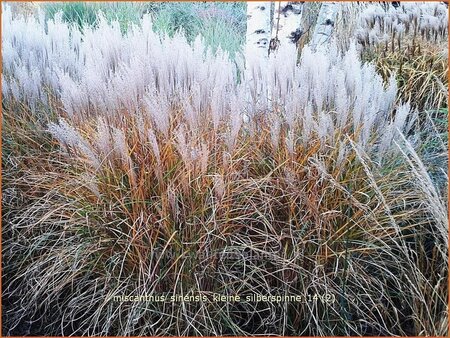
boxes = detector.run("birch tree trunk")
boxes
[310,2,339,52]
[270,2,304,53]
[245,2,271,67]
[244,2,272,116]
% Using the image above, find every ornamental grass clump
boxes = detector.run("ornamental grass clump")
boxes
[356,2,448,51]
[2,4,448,336]
[327,2,448,111]
[356,2,448,111]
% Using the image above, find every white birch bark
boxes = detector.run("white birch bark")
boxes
[310,2,339,52]
[270,2,304,53]
[244,2,271,117]
[245,2,271,67]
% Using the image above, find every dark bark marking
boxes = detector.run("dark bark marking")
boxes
[256,38,268,47]
[269,37,280,52]
[281,2,303,16]
[289,28,303,44]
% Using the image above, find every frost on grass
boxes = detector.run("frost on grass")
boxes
[2,5,418,156]
[356,1,448,49]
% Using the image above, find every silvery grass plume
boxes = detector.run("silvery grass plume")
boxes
[322,2,448,55]
[0,3,423,156]
[356,1,448,49]
[2,4,237,120]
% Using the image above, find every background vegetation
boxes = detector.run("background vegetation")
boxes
[43,2,246,56]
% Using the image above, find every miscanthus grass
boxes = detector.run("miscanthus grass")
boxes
[2,3,448,336]
[358,2,448,113]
